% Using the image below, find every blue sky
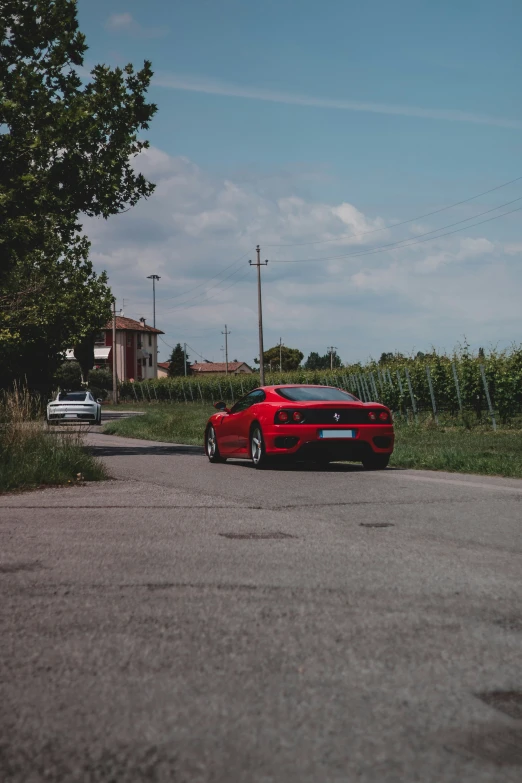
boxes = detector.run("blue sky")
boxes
[78,0,522,364]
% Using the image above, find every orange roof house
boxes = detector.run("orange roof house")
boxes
[191,362,253,375]
[100,316,164,381]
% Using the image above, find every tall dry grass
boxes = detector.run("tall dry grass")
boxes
[0,385,107,492]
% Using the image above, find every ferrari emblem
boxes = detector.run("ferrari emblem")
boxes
[333,412,341,422]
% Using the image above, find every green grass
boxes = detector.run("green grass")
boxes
[0,429,107,493]
[102,403,522,479]
[0,387,107,493]
[103,403,213,445]
[390,422,522,478]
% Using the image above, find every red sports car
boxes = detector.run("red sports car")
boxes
[204,385,394,469]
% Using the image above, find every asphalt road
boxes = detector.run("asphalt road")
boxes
[1,431,521,783]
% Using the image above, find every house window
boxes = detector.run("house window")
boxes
[148,355,153,367]
[126,335,132,348]
[94,331,104,345]
[148,334,152,347]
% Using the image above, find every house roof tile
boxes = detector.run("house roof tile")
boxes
[192,362,252,373]
[105,316,164,334]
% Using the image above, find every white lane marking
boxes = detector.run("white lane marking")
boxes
[397,473,522,494]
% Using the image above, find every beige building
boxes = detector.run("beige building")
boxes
[66,316,164,381]
[88,316,164,381]
[157,361,170,378]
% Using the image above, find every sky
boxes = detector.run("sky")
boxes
[78,0,522,365]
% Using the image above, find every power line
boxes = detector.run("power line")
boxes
[186,342,212,363]
[158,264,250,312]
[129,256,251,310]
[161,267,252,313]
[159,336,212,363]
[271,200,522,263]
[264,174,522,248]
[154,251,252,303]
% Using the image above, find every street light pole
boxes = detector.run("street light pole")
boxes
[250,246,268,386]
[146,274,161,329]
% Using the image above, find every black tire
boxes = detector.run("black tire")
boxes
[362,453,390,470]
[250,424,270,469]
[205,425,226,463]
[97,412,102,425]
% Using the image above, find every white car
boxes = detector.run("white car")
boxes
[46,391,102,425]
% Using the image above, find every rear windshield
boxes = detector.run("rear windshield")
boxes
[58,392,87,401]
[275,387,358,402]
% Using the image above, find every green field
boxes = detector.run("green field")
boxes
[102,403,522,478]
[103,403,214,446]
[117,344,522,428]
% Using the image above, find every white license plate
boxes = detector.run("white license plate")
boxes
[65,414,77,418]
[318,429,356,439]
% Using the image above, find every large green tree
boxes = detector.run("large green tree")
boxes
[0,0,157,389]
[167,344,192,377]
[254,345,304,372]
[304,350,342,370]
[2,234,113,388]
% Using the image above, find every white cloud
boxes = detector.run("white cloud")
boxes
[105,13,168,38]
[505,242,522,255]
[84,147,522,364]
[153,72,522,130]
[415,236,494,273]
[105,13,133,30]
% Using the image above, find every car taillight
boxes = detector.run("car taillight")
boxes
[379,412,388,422]
[276,410,289,423]
[292,411,302,422]
[368,411,377,421]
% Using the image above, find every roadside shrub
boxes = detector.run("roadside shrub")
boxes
[0,386,106,492]
[89,369,112,398]
[53,361,82,390]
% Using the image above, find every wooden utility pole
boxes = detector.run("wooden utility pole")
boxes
[222,325,231,375]
[328,346,338,371]
[279,337,283,372]
[249,246,268,386]
[112,299,118,405]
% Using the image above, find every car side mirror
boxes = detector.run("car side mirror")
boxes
[97,398,102,404]
[214,401,230,412]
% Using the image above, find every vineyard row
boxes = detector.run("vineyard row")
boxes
[119,348,522,426]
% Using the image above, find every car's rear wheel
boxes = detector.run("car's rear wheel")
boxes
[362,453,390,470]
[206,425,226,463]
[250,425,269,469]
